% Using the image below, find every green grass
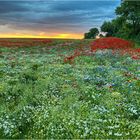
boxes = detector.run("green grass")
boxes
[135,42,140,48]
[0,39,140,139]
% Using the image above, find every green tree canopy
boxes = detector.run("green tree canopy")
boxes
[100,0,140,41]
[116,0,140,36]
[84,28,99,39]
[101,21,115,37]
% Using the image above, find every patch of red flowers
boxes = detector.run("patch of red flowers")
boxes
[0,39,53,48]
[91,37,134,51]
[90,37,140,60]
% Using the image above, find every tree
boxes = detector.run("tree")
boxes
[89,28,99,38]
[101,17,125,37]
[115,0,140,36]
[101,21,115,37]
[84,32,91,39]
[100,0,140,41]
[84,28,99,39]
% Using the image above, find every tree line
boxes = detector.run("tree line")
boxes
[84,0,140,42]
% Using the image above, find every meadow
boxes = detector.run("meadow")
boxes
[0,38,140,139]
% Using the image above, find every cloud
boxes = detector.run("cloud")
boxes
[0,0,121,37]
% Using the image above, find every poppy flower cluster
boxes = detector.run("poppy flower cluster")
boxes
[64,37,140,63]
[91,37,140,60]
[91,37,134,50]
[0,39,52,48]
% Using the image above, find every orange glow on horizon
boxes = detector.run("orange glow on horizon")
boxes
[0,33,83,39]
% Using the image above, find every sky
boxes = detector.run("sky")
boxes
[0,0,121,39]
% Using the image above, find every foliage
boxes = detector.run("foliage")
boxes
[101,17,125,37]
[84,28,99,39]
[116,1,140,36]
[100,0,140,42]
[101,21,116,37]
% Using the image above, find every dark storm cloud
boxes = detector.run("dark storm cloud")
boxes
[0,0,121,33]
[0,1,29,13]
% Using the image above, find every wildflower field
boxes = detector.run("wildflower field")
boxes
[0,38,140,139]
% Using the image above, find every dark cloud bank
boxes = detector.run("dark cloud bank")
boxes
[0,0,121,35]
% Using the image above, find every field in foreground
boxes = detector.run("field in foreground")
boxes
[0,39,140,138]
